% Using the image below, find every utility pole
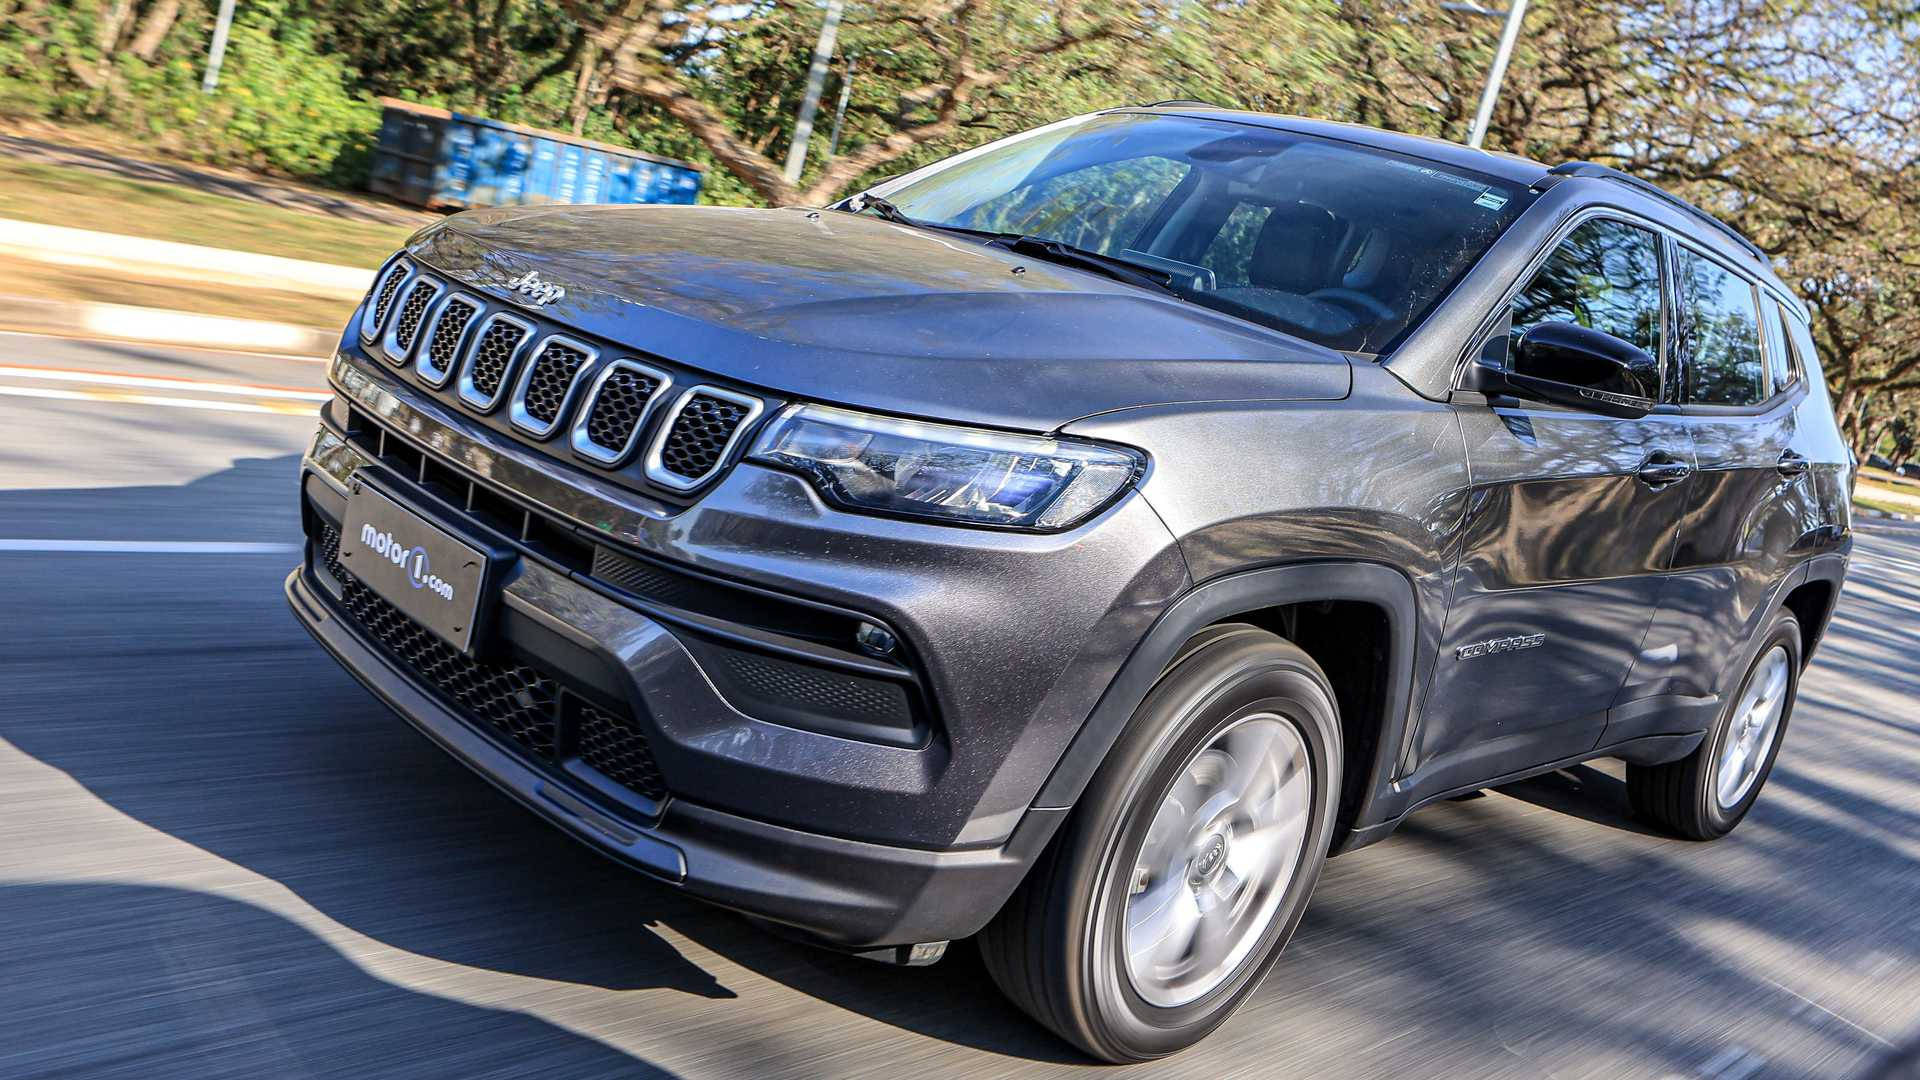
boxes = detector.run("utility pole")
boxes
[1463,0,1529,149]
[783,0,846,184]
[201,0,236,93]
[827,54,856,158]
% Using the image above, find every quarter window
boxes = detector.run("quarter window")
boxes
[1677,248,1766,406]
[1509,218,1663,359]
[1767,300,1802,390]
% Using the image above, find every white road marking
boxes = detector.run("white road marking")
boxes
[0,327,330,363]
[0,540,300,553]
[0,383,317,415]
[0,364,332,400]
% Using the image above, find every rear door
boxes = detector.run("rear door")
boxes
[1414,215,1695,783]
[1618,245,1820,716]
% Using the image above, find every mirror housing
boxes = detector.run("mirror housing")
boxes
[1471,321,1659,419]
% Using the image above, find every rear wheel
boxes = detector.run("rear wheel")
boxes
[1628,610,1801,839]
[980,626,1342,1062]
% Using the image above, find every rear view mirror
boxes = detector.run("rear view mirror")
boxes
[1473,321,1659,418]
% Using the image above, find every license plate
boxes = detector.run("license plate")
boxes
[339,484,489,652]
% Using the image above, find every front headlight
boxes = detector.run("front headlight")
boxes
[748,403,1144,530]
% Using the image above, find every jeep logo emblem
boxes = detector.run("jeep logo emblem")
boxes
[503,270,565,307]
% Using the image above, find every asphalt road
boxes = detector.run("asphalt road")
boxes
[1,331,1917,1079]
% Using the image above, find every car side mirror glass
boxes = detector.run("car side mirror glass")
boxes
[1482,321,1659,418]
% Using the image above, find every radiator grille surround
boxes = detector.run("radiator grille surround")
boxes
[382,275,442,363]
[509,333,597,439]
[456,311,535,412]
[645,386,764,490]
[415,294,482,387]
[570,360,670,465]
[359,258,412,342]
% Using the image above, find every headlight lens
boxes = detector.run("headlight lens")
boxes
[749,404,1143,529]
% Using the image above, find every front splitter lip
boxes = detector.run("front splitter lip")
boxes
[284,565,689,882]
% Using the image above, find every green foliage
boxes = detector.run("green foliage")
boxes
[1,0,378,183]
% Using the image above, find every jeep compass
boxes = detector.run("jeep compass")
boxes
[288,105,1851,1061]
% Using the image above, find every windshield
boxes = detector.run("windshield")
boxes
[876,113,1534,353]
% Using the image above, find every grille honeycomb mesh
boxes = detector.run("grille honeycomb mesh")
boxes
[371,263,408,329]
[583,368,662,453]
[391,280,438,354]
[467,319,528,401]
[318,523,557,760]
[577,702,668,801]
[423,298,479,378]
[521,340,591,426]
[658,394,750,480]
[720,647,911,723]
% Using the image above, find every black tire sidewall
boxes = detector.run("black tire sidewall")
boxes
[1063,634,1342,1060]
[1695,611,1802,834]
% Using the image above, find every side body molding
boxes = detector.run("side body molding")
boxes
[1030,561,1420,845]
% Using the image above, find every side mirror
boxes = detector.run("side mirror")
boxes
[1474,321,1658,418]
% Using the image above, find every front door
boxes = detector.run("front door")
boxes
[1412,216,1694,786]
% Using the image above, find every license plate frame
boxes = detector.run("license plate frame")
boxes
[339,482,493,653]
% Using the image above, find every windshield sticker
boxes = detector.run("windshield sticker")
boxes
[1474,190,1510,211]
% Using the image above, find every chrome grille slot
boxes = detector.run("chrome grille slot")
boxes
[571,360,670,465]
[510,334,597,438]
[358,257,412,342]
[382,275,441,363]
[646,387,763,490]
[415,293,480,386]
[456,311,534,413]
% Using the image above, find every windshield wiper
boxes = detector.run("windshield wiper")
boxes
[987,234,1177,293]
[843,193,918,227]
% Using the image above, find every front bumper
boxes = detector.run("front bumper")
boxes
[288,564,1063,948]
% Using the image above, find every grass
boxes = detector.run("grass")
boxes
[0,254,355,329]
[0,155,413,268]
[1854,493,1913,519]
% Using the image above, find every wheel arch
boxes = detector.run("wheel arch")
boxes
[1031,561,1420,853]
[1781,553,1846,666]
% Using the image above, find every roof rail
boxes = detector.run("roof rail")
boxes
[1545,161,1768,262]
[1140,99,1222,109]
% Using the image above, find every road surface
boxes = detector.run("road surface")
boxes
[1,331,1916,1079]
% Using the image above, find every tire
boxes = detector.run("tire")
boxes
[979,625,1342,1063]
[1628,609,1801,840]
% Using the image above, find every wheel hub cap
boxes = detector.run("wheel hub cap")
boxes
[1715,645,1790,811]
[1122,713,1312,1008]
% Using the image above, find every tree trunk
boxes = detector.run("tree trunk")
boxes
[128,0,181,61]
[569,42,597,137]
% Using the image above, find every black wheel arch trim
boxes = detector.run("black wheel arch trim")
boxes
[1030,560,1419,849]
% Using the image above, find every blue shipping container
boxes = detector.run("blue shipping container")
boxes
[369,99,703,210]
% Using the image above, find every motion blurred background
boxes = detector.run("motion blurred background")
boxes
[1,2,1919,1077]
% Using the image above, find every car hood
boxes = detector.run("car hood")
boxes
[411,204,1351,432]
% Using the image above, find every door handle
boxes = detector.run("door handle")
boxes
[1637,454,1693,490]
[1777,451,1810,477]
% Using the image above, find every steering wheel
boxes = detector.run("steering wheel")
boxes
[1308,287,1397,321]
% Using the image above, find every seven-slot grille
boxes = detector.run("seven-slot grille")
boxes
[417,295,480,385]
[384,276,441,361]
[355,262,763,491]
[510,336,595,437]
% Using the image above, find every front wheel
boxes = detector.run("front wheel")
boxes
[1628,609,1801,839]
[979,626,1342,1062]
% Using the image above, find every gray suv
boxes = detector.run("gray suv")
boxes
[288,106,1852,1062]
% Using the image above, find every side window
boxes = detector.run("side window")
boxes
[1767,299,1802,391]
[955,156,1189,257]
[1782,311,1822,383]
[1677,247,1766,405]
[1509,218,1663,358]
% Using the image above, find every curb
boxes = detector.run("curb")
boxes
[0,217,373,300]
[0,294,337,357]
